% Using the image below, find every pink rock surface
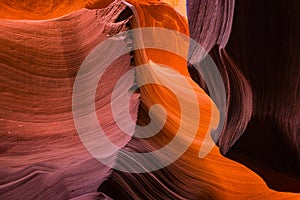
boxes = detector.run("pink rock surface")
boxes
[0,1,139,199]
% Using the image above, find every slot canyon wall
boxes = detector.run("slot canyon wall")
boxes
[0,0,299,199]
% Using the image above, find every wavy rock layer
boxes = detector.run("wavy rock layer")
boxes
[224,0,300,192]
[187,0,300,192]
[98,1,300,199]
[0,0,299,199]
[0,0,114,20]
[0,1,139,199]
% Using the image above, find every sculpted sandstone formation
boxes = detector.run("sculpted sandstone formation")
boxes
[0,0,299,199]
